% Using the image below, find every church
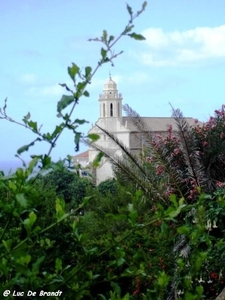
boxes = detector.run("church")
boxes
[73,76,197,184]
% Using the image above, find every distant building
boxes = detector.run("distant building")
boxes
[73,150,89,177]
[73,150,89,167]
[74,76,197,184]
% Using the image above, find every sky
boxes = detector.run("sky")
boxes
[1,0,225,171]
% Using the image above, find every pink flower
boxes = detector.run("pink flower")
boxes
[216,181,224,187]
[146,157,154,163]
[210,272,218,279]
[173,148,180,156]
[156,165,164,176]
[220,132,225,139]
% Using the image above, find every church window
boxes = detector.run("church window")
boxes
[110,103,113,116]
[118,103,120,117]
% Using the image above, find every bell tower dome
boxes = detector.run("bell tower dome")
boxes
[99,75,123,118]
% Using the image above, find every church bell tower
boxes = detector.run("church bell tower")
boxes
[99,75,123,119]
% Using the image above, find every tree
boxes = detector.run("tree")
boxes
[37,167,92,207]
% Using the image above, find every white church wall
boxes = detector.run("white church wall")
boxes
[96,159,114,185]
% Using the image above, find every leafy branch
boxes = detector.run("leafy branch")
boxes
[0,2,147,167]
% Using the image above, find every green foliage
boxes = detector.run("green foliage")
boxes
[0,2,151,299]
[36,167,92,209]
[98,178,118,196]
[1,1,225,299]
[57,95,75,113]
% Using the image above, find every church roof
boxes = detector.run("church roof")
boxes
[73,150,89,158]
[122,116,197,132]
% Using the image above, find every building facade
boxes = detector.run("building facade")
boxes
[74,76,197,184]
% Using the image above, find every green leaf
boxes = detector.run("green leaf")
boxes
[51,124,64,139]
[17,144,30,155]
[8,181,16,191]
[157,271,169,288]
[194,252,207,272]
[161,221,169,234]
[2,239,12,252]
[77,81,87,91]
[55,198,67,221]
[74,132,81,151]
[128,32,146,40]
[17,138,41,155]
[29,211,37,227]
[16,193,28,208]
[142,1,147,10]
[124,25,134,34]
[85,66,92,79]
[41,155,51,168]
[32,256,45,274]
[59,83,73,93]
[57,95,74,113]
[129,210,138,225]
[23,212,37,233]
[73,119,88,125]
[101,47,107,60]
[135,189,142,201]
[88,133,100,142]
[170,194,178,208]
[28,157,39,172]
[126,3,133,16]
[196,285,203,297]
[117,257,125,267]
[128,203,134,212]
[165,203,186,219]
[23,112,31,122]
[55,258,62,273]
[68,63,79,81]
[83,90,90,97]
[93,152,104,167]
[108,35,114,44]
[81,196,94,207]
[74,81,87,99]
[102,30,108,42]
[42,132,52,141]
[184,292,197,300]
[177,225,190,235]
[27,120,38,133]
[16,254,31,266]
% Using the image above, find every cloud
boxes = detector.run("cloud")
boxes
[18,73,67,97]
[19,73,37,84]
[140,25,225,66]
[28,84,64,97]
[125,72,149,84]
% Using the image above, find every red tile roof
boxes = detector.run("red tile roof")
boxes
[73,150,89,159]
